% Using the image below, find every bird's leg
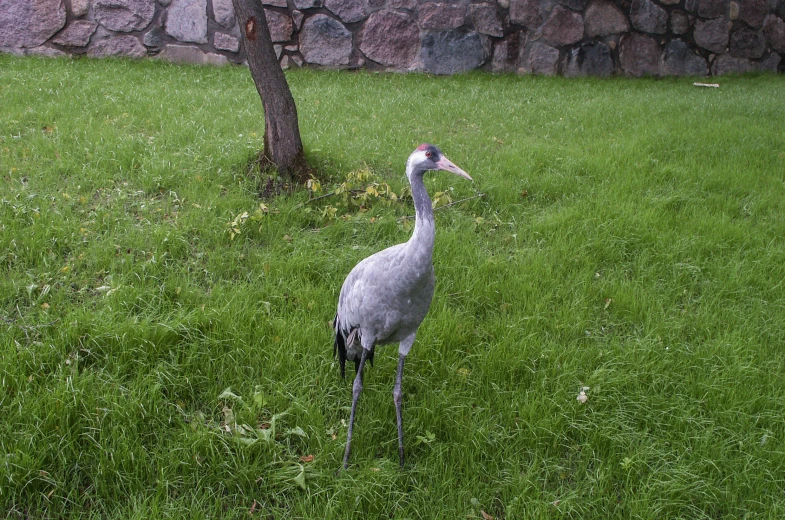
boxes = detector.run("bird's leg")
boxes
[393,353,405,468]
[343,347,369,470]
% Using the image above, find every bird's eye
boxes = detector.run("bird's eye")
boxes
[425,151,432,158]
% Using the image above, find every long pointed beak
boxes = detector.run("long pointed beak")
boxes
[435,156,472,181]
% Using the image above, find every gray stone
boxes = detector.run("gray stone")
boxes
[360,10,419,67]
[557,0,587,10]
[630,0,667,34]
[526,41,559,75]
[294,0,320,7]
[25,45,67,56]
[165,0,208,43]
[266,10,293,42]
[471,4,503,37]
[159,0,171,5]
[698,0,727,19]
[292,54,303,66]
[509,0,541,29]
[738,0,766,27]
[421,29,487,74]
[52,20,97,46]
[419,3,467,30]
[755,52,780,71]
[764,15,785,53]
[72,0,90,17]
[299,14,352,65]
[564,42,614,76]
[88,34,147,57]
[661,38,708,75]
[389,0,417,9]
[711,54,752,74]
[280,54,291,68]
[274,44,282,58]
[670,10,691,35]
[491,30,524,72]
[541,6,584,46]
[292,10,304,30]
[212,0,235,28]
[325,0,367,23]
[0,0,66,48]
[214,31,239,51]
[264,0,287,6]
[619,32,661,76]
[729,1,738,20]
[142,25,166,48]
[158,43,228,64]
[94,0,154,32]
[729,27,765,58]
[694,17,728,53]
[585,0,628,37]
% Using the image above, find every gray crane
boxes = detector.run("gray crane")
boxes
[333,144,472,469]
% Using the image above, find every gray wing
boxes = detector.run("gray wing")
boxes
[335,243,434,351]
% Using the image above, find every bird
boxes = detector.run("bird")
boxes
[333,143,472,469]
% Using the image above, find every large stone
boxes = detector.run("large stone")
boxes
[698,0,728,19]
[293,0,320,7]
[71,0,90,17]
[670,10,691,35]
[158,43,228,64]
[491,30,524,72]
[0,0,66,48]
[299,14,352,65]
[360,10,418,68]
[421,29,488,74]
[87,34,147,57]
[471,4,503,37]
[165,0,208,44]
[585,0,628,37]
[509,0,541,29]
[661,39,708,75]
[142,25,165,49]
[94,0,154,32]
[711,54,752,74]
[419,3,467,30]
[764,15,785,53]
[630,0,667,34]
[389,0,417,9]
[541,6,583,46]
[525,41,559,75]
[214,31,239,52]
[325,0,367,23]
[52,20,97,47]
[25,45,67,57]
[738,0,766,28]
[756,52,780,71]
[729,27,765,58]
[557,0,587,10]
[212,0,235,28]
[619,32,661,76]
[694,17,728,53]
[266,10,293,42]
[292,10,304,30]
[564,42,614,77]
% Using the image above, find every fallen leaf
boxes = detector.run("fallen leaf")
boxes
[299,455,314,463]
[481,510,494,520]
[41,303,50,310]
[249,499,258,515]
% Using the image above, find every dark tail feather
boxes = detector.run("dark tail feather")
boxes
[333,314,348,379]
[355,346,375,374]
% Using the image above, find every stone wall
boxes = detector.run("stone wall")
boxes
[1,0,784,75]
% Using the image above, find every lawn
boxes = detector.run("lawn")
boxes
[1,55,785,518]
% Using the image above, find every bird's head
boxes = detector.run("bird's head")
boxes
[406,144,472,181]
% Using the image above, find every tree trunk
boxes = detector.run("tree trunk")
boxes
[232,0,311,183]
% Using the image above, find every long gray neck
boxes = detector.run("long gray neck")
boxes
[406,167,435,259]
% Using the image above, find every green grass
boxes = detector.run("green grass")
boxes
[2,54,785,518]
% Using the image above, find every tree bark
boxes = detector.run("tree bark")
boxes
[232,0,311,183]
